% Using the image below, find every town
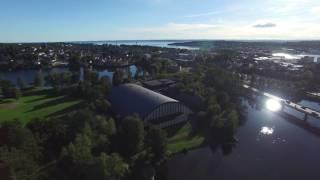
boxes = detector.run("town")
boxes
[1,40,320,180]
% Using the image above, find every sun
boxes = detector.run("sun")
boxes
[266,99,282,112]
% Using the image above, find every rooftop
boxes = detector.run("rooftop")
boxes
[110,83,178,119]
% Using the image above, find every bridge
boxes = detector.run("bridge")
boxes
[243,84,320,121]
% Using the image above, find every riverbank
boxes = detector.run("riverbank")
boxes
[165,100,320,180]
[167,123,205,154]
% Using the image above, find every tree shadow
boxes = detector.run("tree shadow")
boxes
[23,89,50,96]
[46,101,86,118]
[25,94,58,103]
[26,96,76,113]
[0,99,14,104]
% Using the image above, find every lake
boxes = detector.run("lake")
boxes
[76,40,199,50]
[0,66,138,85]
[166,98,320,180]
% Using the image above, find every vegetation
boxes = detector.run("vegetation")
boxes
[0,80,22,100]
[167,123,204,154]
[17,76,26,89]
[34,72,44,87]
[112,69,125,86]
[0,88,82,123]
[0,43,251,179]
[141,57,247,156]
[0,70,168,180]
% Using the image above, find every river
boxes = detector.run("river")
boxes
[166,98,320,180]
[0,66,138,85]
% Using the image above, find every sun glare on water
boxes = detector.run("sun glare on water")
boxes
[266,99,282,112]
[260,126,274,135]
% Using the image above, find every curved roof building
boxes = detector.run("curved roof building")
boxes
[110,83,192,127]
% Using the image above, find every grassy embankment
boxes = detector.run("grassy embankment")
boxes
[0,88,82,124]
[167,123,204,154]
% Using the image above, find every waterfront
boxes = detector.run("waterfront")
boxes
[76,40,200,50]
[166,99,320,180]
[0,66,138,85]
[164,85,320,180]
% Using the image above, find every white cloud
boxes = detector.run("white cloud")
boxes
[123,0,320,40]
[184,11,222,18]
[253,23,277,28]
[124,20,320,40]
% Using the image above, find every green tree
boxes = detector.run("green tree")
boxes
[119,114,144,158]
[0,82,21,99]
[0,120,42,179]
[112,70,124,86]
[91,99,111,114]
[17,76,26,89]
[12,87,21,100]
[61,133,93,164]
[97,153,128,180]
[84,69,99,85]
[145,126,168,164]
[99,76,112,96]
[91,116,116,154]
[69,54,81,72]
[46,72,72,92]
[34,72,44,87]
[0,80,15,98]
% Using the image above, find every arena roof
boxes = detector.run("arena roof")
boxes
[110,83,179,119]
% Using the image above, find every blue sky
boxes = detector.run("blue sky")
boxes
[1,0,320,42]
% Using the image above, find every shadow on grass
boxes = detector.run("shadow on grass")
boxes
[23,88,50,96]
[24,89,60,103]
[46,101,86,118]
[26,96,78,113]
[25,95,58,103]
[0,99,15,104]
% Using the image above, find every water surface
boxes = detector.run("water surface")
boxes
[166,100,320,180]
[0,66,137,85]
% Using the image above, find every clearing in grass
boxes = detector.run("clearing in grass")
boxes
[0,88,82,124]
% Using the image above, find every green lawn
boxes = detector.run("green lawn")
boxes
[167,123,204,154]
[0,88,82,124]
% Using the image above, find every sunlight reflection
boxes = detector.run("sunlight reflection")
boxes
[266,99,282,112]
[260,126,274,135]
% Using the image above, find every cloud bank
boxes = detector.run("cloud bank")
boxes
[253,23,277,28]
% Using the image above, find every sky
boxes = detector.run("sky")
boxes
[1,0,320,42]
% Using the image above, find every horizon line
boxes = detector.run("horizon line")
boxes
[1,38,320,44]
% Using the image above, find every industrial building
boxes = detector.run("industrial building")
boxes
[142,79,176,91]
[110,83,192,128]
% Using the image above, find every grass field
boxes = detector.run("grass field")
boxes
[0,88,82,124]
[167,123,204,154]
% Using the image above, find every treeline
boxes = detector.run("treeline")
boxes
[0,72,44,100]
[0,68,168,180]
[0,110,167,179]
[167,62,248,155]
